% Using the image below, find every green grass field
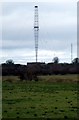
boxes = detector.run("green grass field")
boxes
[2,75,79,119]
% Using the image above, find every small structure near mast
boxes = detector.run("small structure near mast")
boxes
[34,5,39,62]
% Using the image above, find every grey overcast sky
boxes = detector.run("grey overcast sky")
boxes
[1,0,78,64]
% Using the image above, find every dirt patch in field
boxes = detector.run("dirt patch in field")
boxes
[38,75,78,83]
[2,76,20,82]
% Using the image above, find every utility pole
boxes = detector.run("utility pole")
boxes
[71,43,73,63]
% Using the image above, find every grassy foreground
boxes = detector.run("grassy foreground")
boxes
[2,75,79,119]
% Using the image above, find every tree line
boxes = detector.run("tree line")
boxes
[1,57,79,81]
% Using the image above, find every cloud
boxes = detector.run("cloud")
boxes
[77,1,79,58]
[2,39,34,50]
[1,2,77,64]
[2,0,78,3]
[2,48,70,64]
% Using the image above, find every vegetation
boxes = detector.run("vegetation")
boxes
[72,58,79,64]
[1,58,79,119]
[2,75,78,119]
[52,57,59,63]
[1,59,79,81]
[5,59,14,65]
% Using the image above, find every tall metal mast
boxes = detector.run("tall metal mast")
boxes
[34,6,39,63]
[71,43,73,63]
